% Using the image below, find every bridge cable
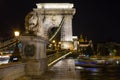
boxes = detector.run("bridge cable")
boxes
[49,16,65,42]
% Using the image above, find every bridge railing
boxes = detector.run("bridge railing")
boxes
[0,38,18,51]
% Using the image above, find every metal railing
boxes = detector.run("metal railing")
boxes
[0,38,18,51]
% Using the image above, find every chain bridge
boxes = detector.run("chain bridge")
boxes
[0,3,76,80]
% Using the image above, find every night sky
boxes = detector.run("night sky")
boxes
[0,0,119,43]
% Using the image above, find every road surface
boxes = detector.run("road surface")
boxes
[38,58,81,80]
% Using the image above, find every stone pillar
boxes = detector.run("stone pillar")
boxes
[61,15,74,50]
[61,15,73,41]
[20,35,48,77]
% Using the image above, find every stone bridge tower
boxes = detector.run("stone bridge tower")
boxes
[30,3,76,50]
[19,3,75,77]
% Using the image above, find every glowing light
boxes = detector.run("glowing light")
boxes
[36,3,74,9]
[116,60,119,64]
[79,44,89,47]
[0,55,10,65]
[72,36,78,39]
[75,66,84,70]
[14,31,20,37]
[52,40,55,43]
[58,42,61,44]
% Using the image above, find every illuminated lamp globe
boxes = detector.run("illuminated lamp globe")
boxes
[14,31,20,37]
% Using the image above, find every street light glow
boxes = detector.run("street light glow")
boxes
[52,40,55,43]
[58,42,61,44]
[14,31,20,37]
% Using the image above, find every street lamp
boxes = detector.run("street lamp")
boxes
[52,40,56,50]
[9,30,21,62]
[58,42,61,50]
[14,31,20,37]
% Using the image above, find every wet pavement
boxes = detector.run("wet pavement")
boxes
[79,66,120,80]
[17,58,120,80]
[38,59,81,80]
[37,58,120,80]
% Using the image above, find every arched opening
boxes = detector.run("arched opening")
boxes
[48,27,61,41]
[47,27,61,50]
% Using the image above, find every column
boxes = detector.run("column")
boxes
[61,15,74,50]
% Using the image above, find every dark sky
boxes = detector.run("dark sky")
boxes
[0,0,119,42]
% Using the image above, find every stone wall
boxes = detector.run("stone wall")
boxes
[0,62,25,80]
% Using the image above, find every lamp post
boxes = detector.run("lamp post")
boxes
[14,31,20,47]
[52,40,56,50]
[58,41,61,50]
[14,31,20,43]
[14,31,20,45]
[9,31,21,62]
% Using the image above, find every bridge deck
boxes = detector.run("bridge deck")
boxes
[37,59,81,80]
[16,58,81,80]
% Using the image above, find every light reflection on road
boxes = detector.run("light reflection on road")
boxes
[80,66,120,80]
[43,59,81,80]
[0,55,10,65]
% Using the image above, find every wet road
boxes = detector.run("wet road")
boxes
[34,58,120,80]
[2,58,120,80]
[39,58,81,80]
[80,66,120,80]
[50,59,81,80]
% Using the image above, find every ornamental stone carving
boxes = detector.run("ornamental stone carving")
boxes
[24,11,44,37]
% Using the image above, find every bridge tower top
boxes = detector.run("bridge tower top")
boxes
[36,3,74,9]
[33,3,76,15]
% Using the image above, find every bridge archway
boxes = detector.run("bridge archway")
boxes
[25,3,76,50]
[47,27,60,39]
